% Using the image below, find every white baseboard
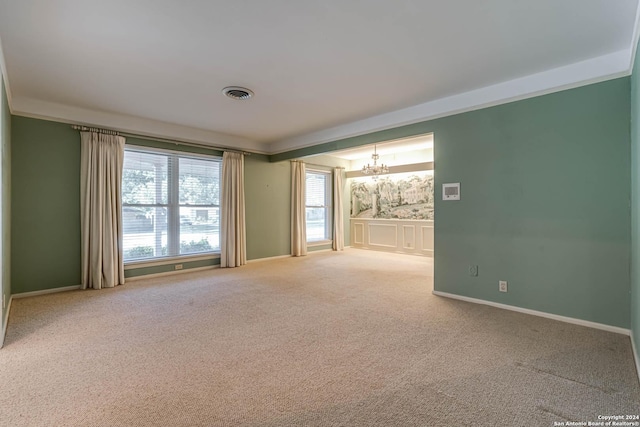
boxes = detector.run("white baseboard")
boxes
[12,285,82,299]
[432,291,631,336]
[632,332,640,386]
[248,248,353,263]
[247,254,292,263]
[125,265,218,282]
[1,294,12,349]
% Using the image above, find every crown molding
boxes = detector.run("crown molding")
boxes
[269,49,631,155]
[3,46,636,156]
[10,96,268,154]
[629,1,640,73]
[0,34,12,112]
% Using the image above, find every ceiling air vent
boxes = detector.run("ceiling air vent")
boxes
[222,86,254,100]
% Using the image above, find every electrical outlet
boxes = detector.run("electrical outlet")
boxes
[175,264,183,270]
[499,281,508,292]
[469,265,478,277]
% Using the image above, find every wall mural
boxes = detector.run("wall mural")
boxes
[350,172,434,220]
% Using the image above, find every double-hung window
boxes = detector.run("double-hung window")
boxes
[305,169,332,243]
[122,147,221,262]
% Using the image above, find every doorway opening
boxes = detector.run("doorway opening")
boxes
[306,133,434,258]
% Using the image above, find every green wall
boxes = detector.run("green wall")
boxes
[1,75,10,335]
[435,79,630,328]
[9,121,296,291]
[244,153,350,257]
[631,46,640,355]
[11,117,80,293]
[245,154,290,259]
[9,78,633,329]
[274,78,631,328]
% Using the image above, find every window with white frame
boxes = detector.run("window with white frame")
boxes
[122,147,221,261]
[305,169,332,243]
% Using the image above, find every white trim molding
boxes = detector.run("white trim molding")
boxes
[0,34,12,112]
[3,46,633,157]
[432,291,631,336]
[3,47,635,157]
[632,333,640,386]
[10,97,265,154]
[1,294,11,348]
[12,285,82,299]
[246,249,335,264]
[269,50,630,154]
[628,0,640,73]
[247,254,292,264]
[351,218,433,257]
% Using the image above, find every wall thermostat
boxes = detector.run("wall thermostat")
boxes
[443,183,460,200]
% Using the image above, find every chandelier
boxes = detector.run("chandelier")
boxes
[361,145,389,180]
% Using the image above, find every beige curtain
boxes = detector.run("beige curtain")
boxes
[333,167,345,251]
[291,160,307,256]
[80,131,126,289]
[220,151,246,267]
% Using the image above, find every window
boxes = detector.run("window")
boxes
[122,147,221,261]
[305,170,331,243]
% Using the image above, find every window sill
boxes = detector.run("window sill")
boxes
[124,252,220,270]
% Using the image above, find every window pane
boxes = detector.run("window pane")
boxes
[123,148,221,262]
[123,207,168,260]
[179,207,220,255]
[306,173,327,206]
[122,149,169,261]
[179,157,220,205]
[306,207,326,241]
[305,170,331,242]
[123,151,168,205]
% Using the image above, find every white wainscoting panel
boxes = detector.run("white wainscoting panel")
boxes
[354,223,365,244]
[368,223,398,248]
[350,219,433,256]
[402,225,415,249]
[421,225,434,254]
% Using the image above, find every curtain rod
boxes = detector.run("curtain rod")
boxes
[71,125,252,156]
[71,125,120,135]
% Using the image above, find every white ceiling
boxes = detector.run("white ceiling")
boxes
[0,1,638,154]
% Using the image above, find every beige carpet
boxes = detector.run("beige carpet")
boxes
[1,249,638,426]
